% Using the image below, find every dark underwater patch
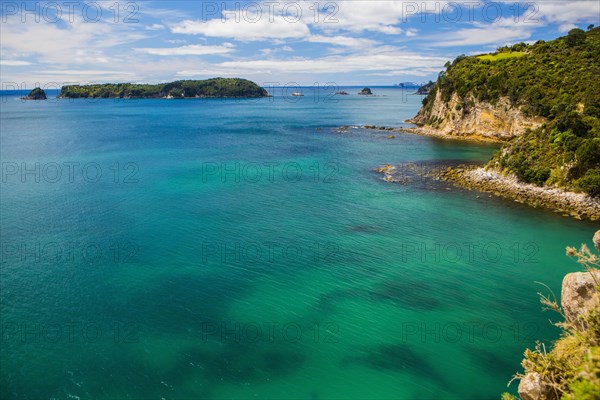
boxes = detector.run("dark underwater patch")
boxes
[368,280,442,311]
[344,343,447,385]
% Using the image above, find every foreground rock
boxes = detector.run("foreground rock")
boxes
[518,372,556,400]
[439,167,600,220]
[22,87,47,100]
[517,242,600,400]
[358,88,373,95]
[561,270,600,329]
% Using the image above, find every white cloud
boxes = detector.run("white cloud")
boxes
[430,18,534,47]
[135,44,236,56]
[177,48,447,77]
[1,60,33,66]
[282,46,294,52]
[307,35,379,48]
[146,24,165,31]
[535,1,600,27]
[315,1,449,34]
[171,14,310,41]
[0,15,146,66]
[558,23,578,33]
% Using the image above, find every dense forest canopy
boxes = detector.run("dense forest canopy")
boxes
[59,78,269,99]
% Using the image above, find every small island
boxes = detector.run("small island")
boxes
[358,87,373,95]
[22,87,47,100]
[58,78,268,99]
[335,91,349,95]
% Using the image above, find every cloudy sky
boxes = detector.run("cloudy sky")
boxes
[1,1,598,87]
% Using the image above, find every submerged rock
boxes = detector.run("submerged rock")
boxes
[335,91,349,95]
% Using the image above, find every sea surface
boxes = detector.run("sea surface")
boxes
[1,87,597,399]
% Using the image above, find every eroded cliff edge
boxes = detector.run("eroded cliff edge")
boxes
[408,91,545,141]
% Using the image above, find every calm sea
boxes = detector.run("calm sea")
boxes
[1,87,597,399]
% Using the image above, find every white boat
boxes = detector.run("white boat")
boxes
[291,92,304,97]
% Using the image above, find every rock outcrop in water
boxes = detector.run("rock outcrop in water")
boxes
[22,87,47,100]
[358,88,373,95]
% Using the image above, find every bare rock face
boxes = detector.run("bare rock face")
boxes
[412,91,545,140]
[518,372,556,400]
[561,270,600,329]
[593,229,600,252]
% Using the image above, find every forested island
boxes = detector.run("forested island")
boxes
[58,78,268,99]
[411,27,600,198]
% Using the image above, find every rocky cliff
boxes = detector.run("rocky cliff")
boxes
[411,90,545,140]
[411,28,600,196]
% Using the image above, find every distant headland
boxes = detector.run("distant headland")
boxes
[58,78,268,99]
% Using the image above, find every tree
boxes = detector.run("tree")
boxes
[566,28,585,46]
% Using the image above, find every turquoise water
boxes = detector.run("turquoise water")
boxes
[1,88,597,399]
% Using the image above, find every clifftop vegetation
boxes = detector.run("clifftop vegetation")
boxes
[419,27,600,196]
[59,78,268,99]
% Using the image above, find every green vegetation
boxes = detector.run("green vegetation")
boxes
[59,78,268,99]
[502,242,600,400]
[476,51,525,62]
[421,27,600,196]
[416,80,435,95]
[24,87,47,100]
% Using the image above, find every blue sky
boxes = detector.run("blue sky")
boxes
[1,1,598,87]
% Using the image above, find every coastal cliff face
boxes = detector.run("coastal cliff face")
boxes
[411,90,544,140]
[411,28,600,197]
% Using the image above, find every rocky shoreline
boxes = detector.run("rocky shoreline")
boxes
[438,166,600,220]
[400,125,506,143]
[339,125,600,220]
[355,124,506,143]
